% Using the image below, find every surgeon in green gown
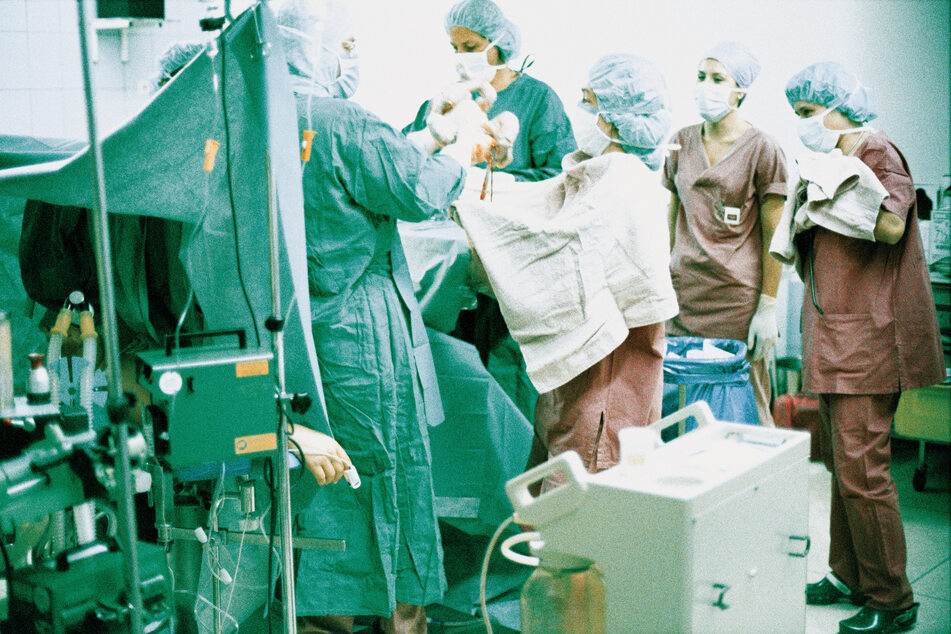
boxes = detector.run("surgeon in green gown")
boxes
[276,1,477,630]
[403,0,576,422]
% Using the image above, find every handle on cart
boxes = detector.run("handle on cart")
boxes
[164,328,247,356]
[505,451,588,528]
[787,535,811,558]
[648,400,718,439]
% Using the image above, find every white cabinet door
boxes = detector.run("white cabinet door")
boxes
[690,458,810,633]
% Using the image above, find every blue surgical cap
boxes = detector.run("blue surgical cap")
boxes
[785,62,878,123]
[702,41,760,89]
[589,54,672,170]
[153,42,205,92]
[275,0,353,97]
[445,0,521,63]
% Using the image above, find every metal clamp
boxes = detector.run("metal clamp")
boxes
[788,535,811,558]
[712,583,730,610]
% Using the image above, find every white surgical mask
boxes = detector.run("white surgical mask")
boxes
[694,83,740,123]
[574,106,614,157]
[454,42,504,81]
[796,109,844,153]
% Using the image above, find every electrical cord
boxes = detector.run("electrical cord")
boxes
[1,537,12,575]
[287,436,307,486]
[264,458,276,634]
[479,515,516,634]
[219,32,261,348]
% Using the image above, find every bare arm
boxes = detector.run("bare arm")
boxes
[289,426,352,486]
[668,191,680,253]
[759,193,785,297]
[873,209,906,245]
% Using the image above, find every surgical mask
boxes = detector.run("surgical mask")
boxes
[574,107,614,157]
[454,42,504,81]
[796,110,844,153]
[694,84,740,123]
[796,109,875,154]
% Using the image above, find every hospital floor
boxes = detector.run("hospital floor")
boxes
[420,437,951,634]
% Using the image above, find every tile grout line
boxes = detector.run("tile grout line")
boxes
[908,555,949,585]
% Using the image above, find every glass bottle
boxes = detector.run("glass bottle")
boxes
[521,549,605,634]
[27,352,51,404]
[0,311,13,411]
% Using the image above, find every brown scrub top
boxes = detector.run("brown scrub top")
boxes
[663,124,788,341]
[800,131,944,395]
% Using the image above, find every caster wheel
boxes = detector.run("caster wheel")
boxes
[912,465,927,492]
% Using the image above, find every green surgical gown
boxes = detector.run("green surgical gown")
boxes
[294,96,465,616]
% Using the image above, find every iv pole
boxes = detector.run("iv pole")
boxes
[75,1,145,632]
[265,152,299,634]
[258,3,298,630]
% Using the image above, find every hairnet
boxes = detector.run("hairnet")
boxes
[702,41,760,89]
[785,62,878,123]
[589,54,672,170]
[444,0,521,63]
[274,0,353,97]
[152,42,205,92]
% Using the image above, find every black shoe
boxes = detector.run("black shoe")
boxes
[839,603,918,633]
[806,575,866,606]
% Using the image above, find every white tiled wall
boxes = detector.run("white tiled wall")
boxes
[0,0,225,139]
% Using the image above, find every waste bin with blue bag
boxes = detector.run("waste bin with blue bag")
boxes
[662,337,758,434]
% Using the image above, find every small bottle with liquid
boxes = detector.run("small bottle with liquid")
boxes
[27,352,51,405]
[0,311,13,411]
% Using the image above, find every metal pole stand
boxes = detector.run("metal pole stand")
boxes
[264,153,299,634]
[75,1,145,631]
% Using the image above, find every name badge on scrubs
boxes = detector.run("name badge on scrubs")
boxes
[722,205,741,225]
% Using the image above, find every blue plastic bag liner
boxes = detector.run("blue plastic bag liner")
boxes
[662,336,758,427]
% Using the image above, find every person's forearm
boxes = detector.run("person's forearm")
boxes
[760,194,785,296]
[667,192,680,253]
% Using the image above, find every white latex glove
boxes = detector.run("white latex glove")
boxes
[289,426,352,486]
[747,294,778,362]
[406,128,440,154]
[439,133,477,169]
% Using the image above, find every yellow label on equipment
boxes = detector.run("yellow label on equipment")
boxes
[234,433,277,455]
[235,359,269,378]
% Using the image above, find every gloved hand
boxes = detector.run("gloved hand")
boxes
[288,426,352,486]
[439,132,478,168]
[747,294,778,362]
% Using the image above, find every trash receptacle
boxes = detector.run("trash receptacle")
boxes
[662,337,758,431]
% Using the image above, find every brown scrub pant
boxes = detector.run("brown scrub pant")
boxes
[297,603,427,634]
[817,393,914,610]
[527,324,665,493]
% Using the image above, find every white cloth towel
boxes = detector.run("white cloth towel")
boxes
[771,150,888,273]
[453,151,678,392]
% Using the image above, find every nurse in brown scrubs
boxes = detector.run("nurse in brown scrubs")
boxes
[786,62,944,634]
[663,41,787,427]
[526,54,677,492]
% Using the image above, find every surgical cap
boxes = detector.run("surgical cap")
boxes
[702,41,760,89]
[445,0,521,63]
[153,42,205,92]
[589,54,672,170]
[275,0,353,97]
[785,62,878,123]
